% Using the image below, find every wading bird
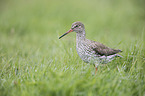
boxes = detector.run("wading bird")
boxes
[59,21,122,73]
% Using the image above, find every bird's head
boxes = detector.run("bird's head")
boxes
[59,21,85,39]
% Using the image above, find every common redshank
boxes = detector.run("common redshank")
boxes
[59,21,122,72]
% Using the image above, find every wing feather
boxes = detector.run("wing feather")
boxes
[90,41,122,56]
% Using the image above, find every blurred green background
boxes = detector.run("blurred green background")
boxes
[0,0,145,96]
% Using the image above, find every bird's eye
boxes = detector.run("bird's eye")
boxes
[75,25,79,28]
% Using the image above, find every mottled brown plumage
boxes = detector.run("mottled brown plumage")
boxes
[91,41,122,56]
[59,21,122,72]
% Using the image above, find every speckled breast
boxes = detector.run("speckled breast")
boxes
[76,41,98,64]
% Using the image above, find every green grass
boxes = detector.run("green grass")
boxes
[0,0,145,96]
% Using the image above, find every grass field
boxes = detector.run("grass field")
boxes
[0,0,145,96]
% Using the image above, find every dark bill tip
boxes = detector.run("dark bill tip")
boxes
[59,32,68,39]
[59,29,73,39]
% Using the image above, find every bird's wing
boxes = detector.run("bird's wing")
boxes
[90,41,122,56]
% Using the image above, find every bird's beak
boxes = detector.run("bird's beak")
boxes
[59,29,73,39]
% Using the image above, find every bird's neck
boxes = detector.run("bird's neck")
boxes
[76,30,86,42]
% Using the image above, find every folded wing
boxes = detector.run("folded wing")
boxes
[90,41,122,56]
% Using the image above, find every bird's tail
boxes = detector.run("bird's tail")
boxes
[116,54,123,58]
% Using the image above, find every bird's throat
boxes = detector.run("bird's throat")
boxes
[76,30,86,41]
